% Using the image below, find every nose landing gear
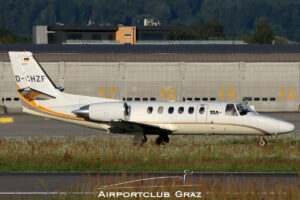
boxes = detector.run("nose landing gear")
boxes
[155,134,169,145]
[258,137,267,147]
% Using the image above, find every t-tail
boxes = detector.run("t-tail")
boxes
[8,51,116,125]
[9,51,58,100]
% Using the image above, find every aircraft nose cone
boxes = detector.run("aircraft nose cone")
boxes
[279,121,295,134]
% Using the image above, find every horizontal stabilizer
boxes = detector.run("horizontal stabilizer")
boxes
[18,88,56,100]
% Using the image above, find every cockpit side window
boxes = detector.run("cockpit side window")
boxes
[225,104,238,116]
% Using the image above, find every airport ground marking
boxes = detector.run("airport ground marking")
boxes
[0,117,14,123]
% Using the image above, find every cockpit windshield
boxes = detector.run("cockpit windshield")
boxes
[236,103,256,116]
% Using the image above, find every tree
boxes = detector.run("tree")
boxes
[0,28,16,44]
[250,17,275,44]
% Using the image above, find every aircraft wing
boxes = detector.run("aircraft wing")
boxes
[108,120,176,134]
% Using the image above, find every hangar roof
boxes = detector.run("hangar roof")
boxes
[0,44,299,62]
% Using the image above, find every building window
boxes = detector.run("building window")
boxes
[158,106,163,114]
[124,33,132,37]
[243,97,252,101]
[168,107,174,114]
[108,34,113,40]
[68,33,82,40]
[178,107,184,114]
[147,106,153,114]
[92,34,101,40]
[188,107,194,114]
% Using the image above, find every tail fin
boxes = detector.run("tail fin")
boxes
[9,51,58,99]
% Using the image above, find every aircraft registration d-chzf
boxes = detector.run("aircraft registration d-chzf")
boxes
[9,51,295,146]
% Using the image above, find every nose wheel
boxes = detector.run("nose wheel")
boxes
[258,137,267,147]
[155,134,169,145]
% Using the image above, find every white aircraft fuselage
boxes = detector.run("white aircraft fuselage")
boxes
[8,51,295,146]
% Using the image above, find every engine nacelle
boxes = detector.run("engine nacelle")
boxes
[73,102,129,122]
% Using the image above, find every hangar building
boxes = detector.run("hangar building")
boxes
[0,44,299,113]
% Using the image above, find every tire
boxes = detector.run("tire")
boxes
[258,138,267,147]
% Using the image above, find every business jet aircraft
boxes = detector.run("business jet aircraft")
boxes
[9,51,295,146]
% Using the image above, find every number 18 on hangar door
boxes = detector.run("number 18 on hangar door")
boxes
[9,51,295,146]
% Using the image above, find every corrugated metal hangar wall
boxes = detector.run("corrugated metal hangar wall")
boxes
[0,45,299,112]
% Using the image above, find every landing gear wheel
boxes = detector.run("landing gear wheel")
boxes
[155,134,169,145]
[258,137,267,147]
[133,133,147,145]
[142,134,148,143]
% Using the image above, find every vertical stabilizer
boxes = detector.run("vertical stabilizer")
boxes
[9,51,57,98]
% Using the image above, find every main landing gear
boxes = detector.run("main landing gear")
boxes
[133,132,147,145]
[258,137,267,147]
[155,134,169,145]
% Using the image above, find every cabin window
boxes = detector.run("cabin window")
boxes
[158,106,163,114]
[168,107,174,114]
[147,106,153,114]
[178,107,184,114]
[262,98,268,101]
[203,98,208,101]
[254,97,260,101]
[150,98,156,101]
[5,98,11,101]
[225,104,238,116]
[210,97,216,101]
[2,98,4,102]
[199,106,205,114]
[143,98,148,101]
[270,97,276,101]
[127,98,132,101]
[124,103,131,117]
[187,97,192,101]
[123,97,126,101]
[14,98,19,101]
[182,97,186,101]
[188,107,194,114]
[195,97,200,101]
[135,97,140,101]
